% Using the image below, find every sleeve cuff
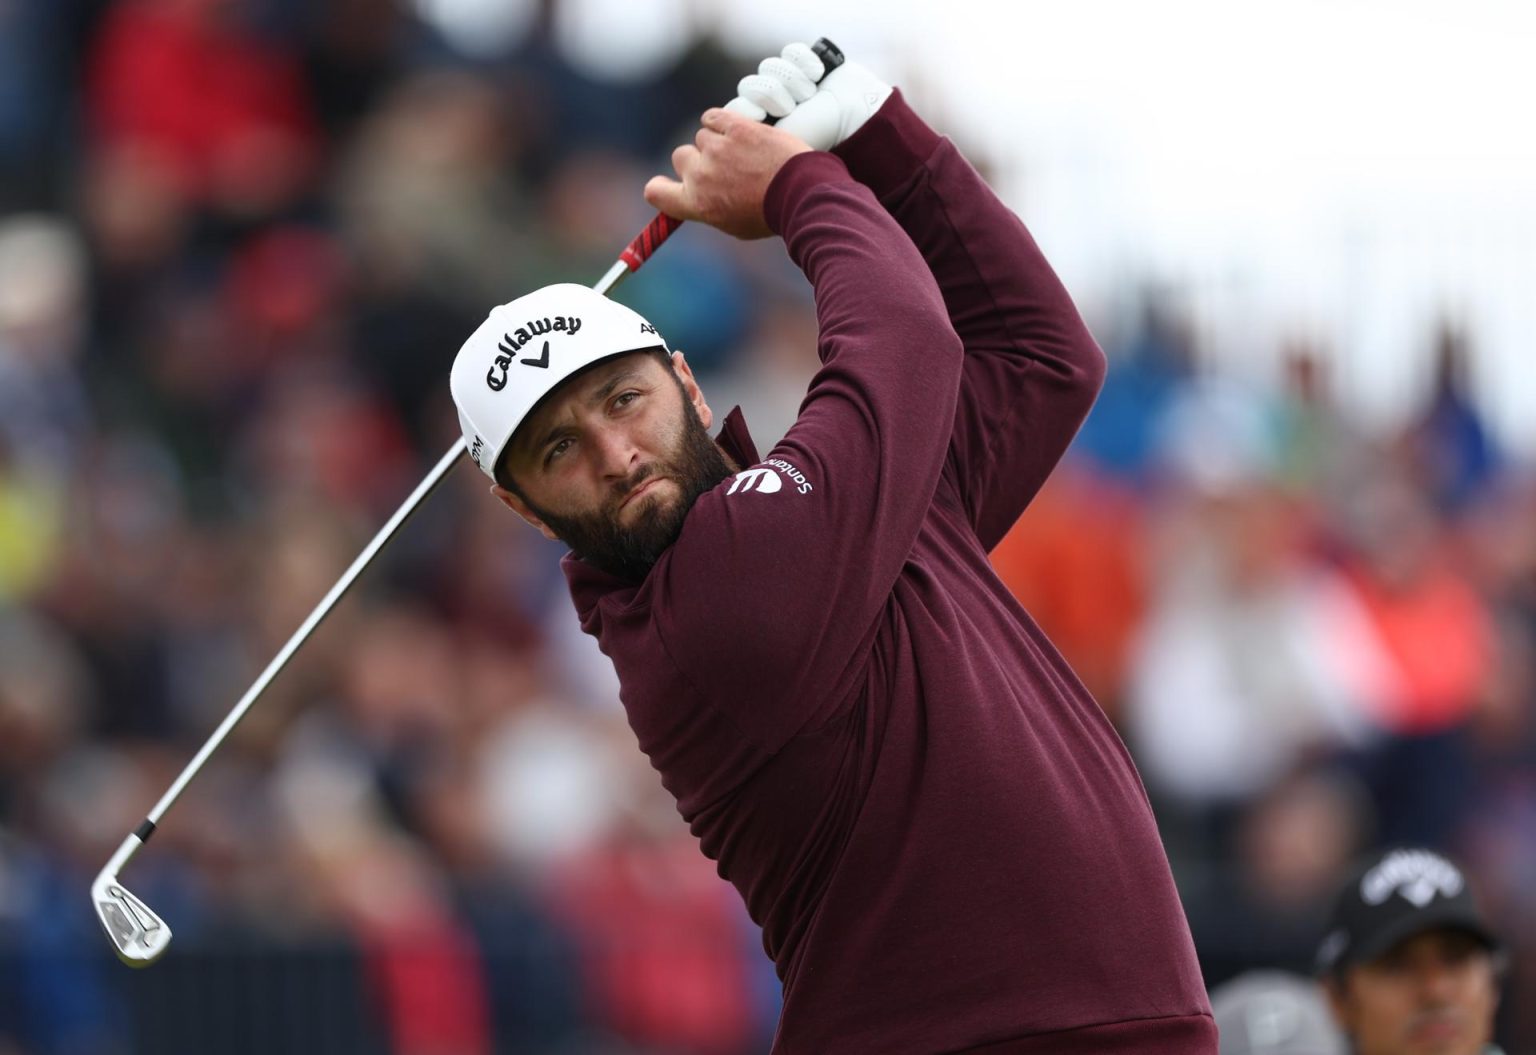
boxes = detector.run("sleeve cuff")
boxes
[764,151,856,237]
[831,88,944,201]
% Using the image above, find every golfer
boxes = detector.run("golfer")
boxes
[450,45,1216,1054]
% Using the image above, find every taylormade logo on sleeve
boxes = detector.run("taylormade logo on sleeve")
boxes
[726,459,814,496]
[728,468,781,494]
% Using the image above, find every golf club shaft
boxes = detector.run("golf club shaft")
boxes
[123,26,852,846]
[96,39,851,970]
[114,218,687,871]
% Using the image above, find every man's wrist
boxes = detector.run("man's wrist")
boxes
[831,89,944,202]
[764,151,857,238]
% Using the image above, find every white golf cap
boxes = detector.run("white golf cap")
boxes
[450,283,669,482]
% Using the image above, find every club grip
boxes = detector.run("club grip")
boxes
[812,37,845,77]
[619,211,682,272]
[765,37,845,128]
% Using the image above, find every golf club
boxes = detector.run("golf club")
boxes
[93,37,845,967]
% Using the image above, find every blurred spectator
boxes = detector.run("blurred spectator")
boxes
[1071,288,1196,485]
[278,748,495,1055]
[1272,337,1374,518]
[237,358,416,514]
[1332,467,1495,849]
[1125,377,1380,834]
[0,215,90,602]
[0,1,81,212]
[0,613,94,819]
[477,696,630,876]
[37,431,191,738]
[405,753,588,1053]
[1454,475,1536,1048]
[1190,769,1372,984]
[692,287,821,453]
[85,0,321,218]
[1210,971,1345,1055]
[1317,847,1506,1055]
[79,139,192,279]
[298,0,409,141]
[1405,319,1502,516]
[545,823,762,1055]
[335,69,531,309]
[0,215,92,475]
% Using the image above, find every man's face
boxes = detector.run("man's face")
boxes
[1327,929,1499,1055]
[494,350,734,581]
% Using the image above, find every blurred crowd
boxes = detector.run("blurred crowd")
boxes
[0,2,1533,1054]
[996,304,1536,1047]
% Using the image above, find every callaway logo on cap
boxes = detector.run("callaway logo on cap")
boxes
[450,283,668,481]
[1315,847,1500,976]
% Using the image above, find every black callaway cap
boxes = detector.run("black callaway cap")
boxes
[1316,847,1501,976]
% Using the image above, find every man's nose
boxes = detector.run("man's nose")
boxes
[1415,960,1459,1004]
[592,427,641,480]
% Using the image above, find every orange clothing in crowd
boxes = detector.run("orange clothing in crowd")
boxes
[1342,560,1493,735]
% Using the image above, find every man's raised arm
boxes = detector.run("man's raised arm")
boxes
[636,110,966,749]
[832,91,1106,548]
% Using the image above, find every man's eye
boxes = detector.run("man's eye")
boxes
[614,391,640,409]
[546,438,573,464]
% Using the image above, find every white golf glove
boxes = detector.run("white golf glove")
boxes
[725,42,893,151]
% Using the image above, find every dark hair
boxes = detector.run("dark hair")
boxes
[491,451,521,495]
[492,346,676,494]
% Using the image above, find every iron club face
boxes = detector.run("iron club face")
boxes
[92,870,172,966]
[92,831,173,967]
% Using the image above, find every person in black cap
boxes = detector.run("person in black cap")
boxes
[1317,847,1505,1055]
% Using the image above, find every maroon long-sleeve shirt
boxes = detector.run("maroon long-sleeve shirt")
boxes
[564,93,1216,1053]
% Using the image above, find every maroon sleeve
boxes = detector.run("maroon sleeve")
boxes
[644,151,964,750]
[833,90,1107,549]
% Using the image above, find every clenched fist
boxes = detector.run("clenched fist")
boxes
[643,109,813,240]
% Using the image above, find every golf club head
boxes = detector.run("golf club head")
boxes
[92,871,172,967]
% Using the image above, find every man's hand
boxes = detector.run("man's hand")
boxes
[728,42,893,152]
[643,109,812,240]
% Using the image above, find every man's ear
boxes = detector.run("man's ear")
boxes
[492,485,559,541]
[671,350,713,430]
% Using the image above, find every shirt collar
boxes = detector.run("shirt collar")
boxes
[716,406,761,470]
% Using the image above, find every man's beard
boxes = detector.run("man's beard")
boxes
[525,398,734,583]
